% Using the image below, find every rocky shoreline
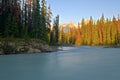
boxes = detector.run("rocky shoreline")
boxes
[104,44,120,48]
[0,39,56,55]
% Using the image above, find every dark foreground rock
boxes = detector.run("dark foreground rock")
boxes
[0,39,54,55]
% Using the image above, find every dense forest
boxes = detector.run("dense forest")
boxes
[0,0,120,46]
[59,15,120,46]
[0,0,59,44]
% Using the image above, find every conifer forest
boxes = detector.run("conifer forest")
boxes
[60,15,120,46]
[0,0,120,46]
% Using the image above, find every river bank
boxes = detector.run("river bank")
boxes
[0,39,57,55]
[104,44,120,48]
[0,39,119,55]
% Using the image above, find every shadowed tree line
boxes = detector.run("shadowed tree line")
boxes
[0,0,59,44]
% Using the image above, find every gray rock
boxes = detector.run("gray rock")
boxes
[0,39,55,54]
[28,48,41,53]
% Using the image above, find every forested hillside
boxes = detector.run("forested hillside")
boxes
[59,15,120,46]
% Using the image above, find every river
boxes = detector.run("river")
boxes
[0,46,120,80]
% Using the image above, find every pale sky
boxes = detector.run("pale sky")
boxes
[47,0,120,24]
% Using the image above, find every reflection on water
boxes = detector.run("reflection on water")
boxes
[0,46,120,80]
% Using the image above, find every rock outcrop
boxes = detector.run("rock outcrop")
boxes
[0,39,53,55]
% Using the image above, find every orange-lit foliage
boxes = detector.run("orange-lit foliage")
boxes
[75,23,81,46]
[60,14,120,46]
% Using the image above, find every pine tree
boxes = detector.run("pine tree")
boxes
[40,0,48,42]
[75,22,81,46]
[58,27,65,45]
[106,19,111,45]
[46,4,52,32]
[92,23,99,45]
[32,0,41,38]
[4,14,19,38]
[87,16,93,45]
[4,14,12,37]
[96,14,105,45]
[112,16,117,44]
[81,18,87,45]
[51,15,59,44]
[47,5,52,42]
[117,15,120,44]
[0,0,10,37]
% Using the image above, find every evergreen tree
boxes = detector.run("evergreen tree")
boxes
[58,27,65,45]
[117,15,120,44]
[47,5,52,42]
[40,0,48,42]
[97,14,104,45]
[4,14,19,38]
[75,22,81,46]
[81,18,87,45]
[69,26,76,44]
[112,16,117,44]
[32,0,41,38]
[87,16,93,45]
[0,0,10,37]
[4,14,12,38]
[92,23,99,45]
[51,15,59,44]
[105,19,111,44]
[46,4,52,32]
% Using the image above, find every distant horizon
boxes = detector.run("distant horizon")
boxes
[47,0,120,24]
